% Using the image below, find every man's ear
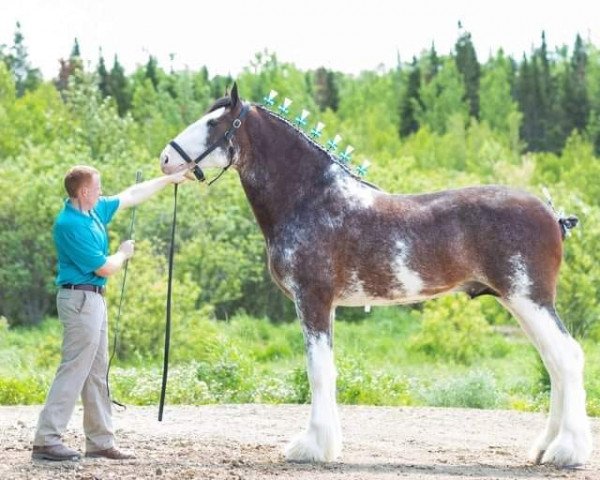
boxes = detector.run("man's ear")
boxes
[230,82,239,109]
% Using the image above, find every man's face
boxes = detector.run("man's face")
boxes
[80,174,102,207]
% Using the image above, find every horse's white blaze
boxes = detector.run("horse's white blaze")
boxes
[160,107,229,172]
[285,333,342,462]
[501,258,592,466]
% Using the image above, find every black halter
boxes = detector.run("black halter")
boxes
[169,103,250,184]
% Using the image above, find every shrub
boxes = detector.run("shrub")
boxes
[408,295,507,364]
[0,376,48,405]
[419,370,502,409]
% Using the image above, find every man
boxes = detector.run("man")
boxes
[32,165,188,461]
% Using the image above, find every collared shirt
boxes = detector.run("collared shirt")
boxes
[54,196,120,287]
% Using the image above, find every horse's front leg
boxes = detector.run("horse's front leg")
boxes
[285,291,342,462]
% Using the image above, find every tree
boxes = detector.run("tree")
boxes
[55,38,84,94]
[109,55,131,116]
[2,22,41,97]
[398,57,422,137]
[560,35,590,137]
[313,67,340,112]
[586,44,600,154]
[480,50,522,139]
[423,43,441,83]
[516,32,564,152]
[71,38,81,58]
[145,55,159,90]
[454,24,481,119]
[415,58,469,134]
[97,50,110,98]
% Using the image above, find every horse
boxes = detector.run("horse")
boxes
[159,83,592,467]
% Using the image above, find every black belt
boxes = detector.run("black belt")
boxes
[61,284,105,295]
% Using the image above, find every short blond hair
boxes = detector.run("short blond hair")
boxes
[64,165,99,198]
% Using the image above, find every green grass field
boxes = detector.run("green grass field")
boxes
[2,299,599,416]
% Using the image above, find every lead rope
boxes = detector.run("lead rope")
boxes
[106,170,143,409]
[159,183,178,421]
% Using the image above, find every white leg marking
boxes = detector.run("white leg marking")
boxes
[502,295,592,467]
[285,332,342,462]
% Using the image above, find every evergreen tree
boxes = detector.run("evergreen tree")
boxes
[423,43,441,82]
[4,22,41,97]
[210,74,233,99]
[561,34,590,136]
[145,55,159,90]
[537,32,563,151]
[399,57,422,137]
[454,25,481,118]
[71,38,81,58]
[55,38,84,94]
[109,55,131,116]
[516,55,541,150]
[516,33,563,152]
[313,67,340,111]
[97,50,110,98]
[586,44,600,154]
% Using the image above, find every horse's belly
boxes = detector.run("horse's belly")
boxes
[335,284,451,307]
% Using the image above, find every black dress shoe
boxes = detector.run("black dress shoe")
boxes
[85,447,135,460]
[32,444,81,461]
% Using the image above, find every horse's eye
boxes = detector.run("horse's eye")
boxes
[207,119,217,128]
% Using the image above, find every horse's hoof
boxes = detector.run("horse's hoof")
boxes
[540,431,592,468]
[528,448,545,465]
[284,429,341,463]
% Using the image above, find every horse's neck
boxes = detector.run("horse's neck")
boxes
[238,113,336,237]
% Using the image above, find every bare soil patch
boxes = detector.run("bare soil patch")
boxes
[1,405,598,479]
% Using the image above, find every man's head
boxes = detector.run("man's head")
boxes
[64,165,102,209]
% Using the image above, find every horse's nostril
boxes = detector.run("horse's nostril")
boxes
[164,156,169,164]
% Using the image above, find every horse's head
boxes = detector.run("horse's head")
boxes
[160,83,249,180]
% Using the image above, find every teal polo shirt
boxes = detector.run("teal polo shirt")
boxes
[54,196,120,287]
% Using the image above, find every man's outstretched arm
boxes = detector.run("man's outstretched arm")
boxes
[113,169,189,210]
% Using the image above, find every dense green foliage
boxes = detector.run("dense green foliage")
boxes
[1,26,600,412]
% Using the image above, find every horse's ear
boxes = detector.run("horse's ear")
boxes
[230,82,239,109]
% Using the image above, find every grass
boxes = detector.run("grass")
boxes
[1,307,599,415]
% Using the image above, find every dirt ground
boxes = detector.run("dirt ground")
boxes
[0,405,598,480]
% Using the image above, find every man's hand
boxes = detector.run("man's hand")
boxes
[168,167,192,184]
[96,240,135,277]
[119,240,135,259]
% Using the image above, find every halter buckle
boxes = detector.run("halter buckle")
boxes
[233,119,242,129]
[192,166,205,181]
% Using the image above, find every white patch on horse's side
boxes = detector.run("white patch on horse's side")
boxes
[501,294,592,467]
[337,271,394,306]
[285,332,342,462]
[329,165,374,209]
[337,242,429,307]
[393,240,424,297]
[160,107,229,172]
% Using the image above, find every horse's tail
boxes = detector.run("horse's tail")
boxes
[542,187,579,240]
[558,215,579,239]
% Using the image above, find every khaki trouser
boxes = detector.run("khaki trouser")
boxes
[34,289,114,452]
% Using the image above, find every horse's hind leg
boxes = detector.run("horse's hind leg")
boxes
[284,291,342,462]
[499,293,592,467]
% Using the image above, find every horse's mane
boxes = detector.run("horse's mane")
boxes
[208,96,233,113]
[253,104,381,191]
[205,95,380,190]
